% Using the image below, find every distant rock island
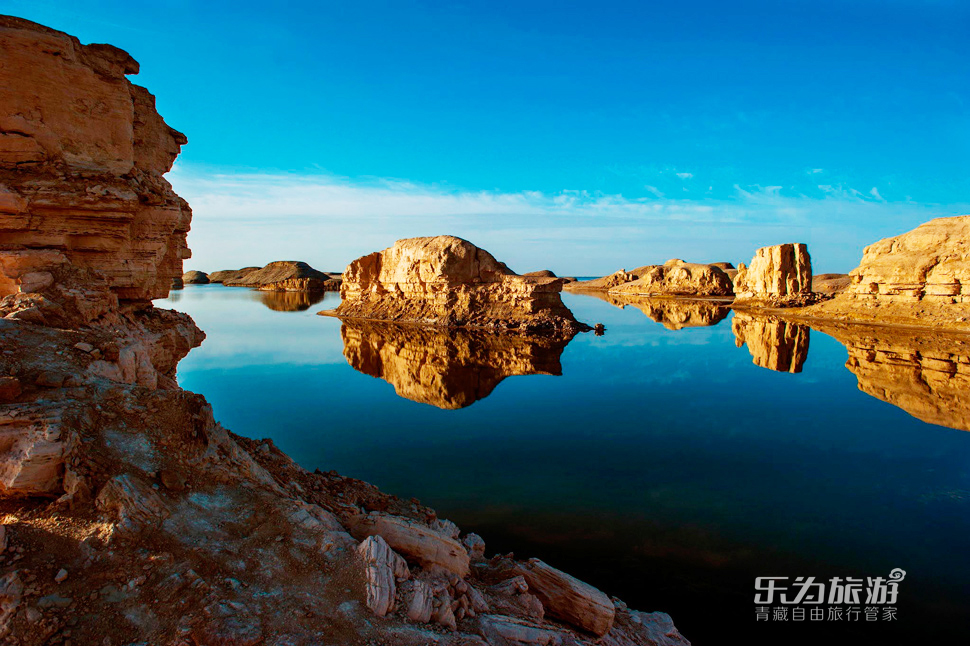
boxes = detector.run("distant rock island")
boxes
[322,235,590,336]
[179,261,342,292]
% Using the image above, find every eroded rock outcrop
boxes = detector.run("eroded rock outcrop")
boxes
[733,243,816,308]
[609,260,733,298]
[181,270,209,285]
[804,217,970,329]
[324,236,588,335]
[207,266,260,284]
[732,313,810,373]
[223,260,338,291]
[340,319,571,408]
[0,16,191,310]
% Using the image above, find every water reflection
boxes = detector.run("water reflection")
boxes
[576,292,730,330]
[732,312,810,373]
[259,290,327,312]
[815,323,970,431]
[340,319,573,409]
[615,296,729,330]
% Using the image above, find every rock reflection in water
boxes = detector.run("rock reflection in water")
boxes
[617,296,729,330]
[576,292,730,330]
[817,324,970,431]
[258,290,326,312]
[732,312,810,373]
[340,320,573,409]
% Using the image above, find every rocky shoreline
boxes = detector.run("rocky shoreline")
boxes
[0,16,688,645]
[2,11,969,646]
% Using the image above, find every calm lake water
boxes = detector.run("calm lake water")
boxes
[157,285,970,645]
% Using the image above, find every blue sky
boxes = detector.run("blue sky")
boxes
[7,0,969,273]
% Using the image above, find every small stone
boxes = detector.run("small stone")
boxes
[54,569,68,583]
[73,343,95,354]
[25,606,42,623]
[0,377,21,403]
[35,371,67,388]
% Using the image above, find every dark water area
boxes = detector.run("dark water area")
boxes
[157,285,970,645]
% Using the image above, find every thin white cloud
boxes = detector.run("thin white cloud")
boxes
[167,164,969,276]
[675,172,694,180]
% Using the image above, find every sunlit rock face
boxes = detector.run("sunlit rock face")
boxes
[847,216,970,302]
[0,16,191,308]
[609,260,733,298]
[607,295,730,330]
[327,236,588,335]
[733,243,814,307]
[259,290,326,312]
[340,319,572,409]
[732,313,810,373]
[816,323,970,431]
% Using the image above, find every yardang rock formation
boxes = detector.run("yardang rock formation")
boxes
[324,235,589,335]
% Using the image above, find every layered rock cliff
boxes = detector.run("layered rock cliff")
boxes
[325,236,589,335]
[0,17,688,646]
[340,320,572,409]
[0,16,191,312]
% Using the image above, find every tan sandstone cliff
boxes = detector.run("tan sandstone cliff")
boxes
[0,16,191,313]
[0,17,689,646]
[324,236,589,335]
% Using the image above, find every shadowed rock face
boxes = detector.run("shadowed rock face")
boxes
[327,236,587,335]
[732,313,810,373]
[340,319,572,409]
[259,290,326,312]
[0,16,191,308]
[815,323,970,431]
